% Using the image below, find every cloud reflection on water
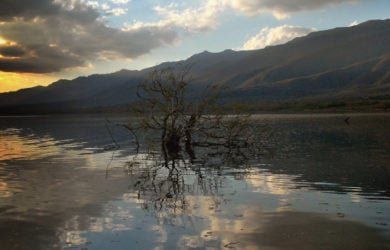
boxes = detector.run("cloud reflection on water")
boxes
[0,114,389,249]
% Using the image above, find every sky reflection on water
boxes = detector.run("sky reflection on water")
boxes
[0,114,389,249]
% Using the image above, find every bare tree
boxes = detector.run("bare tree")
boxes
[123,65,257,162]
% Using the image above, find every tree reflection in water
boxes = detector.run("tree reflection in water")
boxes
[120,141,256,224]
[1,114,389,249]
[106,65,270,219]
[110,145,389,250]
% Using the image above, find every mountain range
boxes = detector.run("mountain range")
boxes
[1,19,389,114]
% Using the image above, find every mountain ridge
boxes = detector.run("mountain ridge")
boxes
[0,19,389,113]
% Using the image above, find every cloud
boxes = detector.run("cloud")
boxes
[156,1,226,33]
[86,1,100,9]
[0,0,361,74]
[110,0,130,4]
[0,0,60,21]
[0,0,178,73]
[106,7,128,16]
[349,20,360,26]
[241,25,315,50]
[0,45,27,57]
[124,1,225,34]
[101,3,111,10]
[124,0,359,34]
[228,0,359,19]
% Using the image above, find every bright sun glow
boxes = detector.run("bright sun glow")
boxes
[0,72,57,93]
[0,37,18,46]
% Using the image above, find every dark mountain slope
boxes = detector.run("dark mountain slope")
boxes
[0,19,389,113]
[234,53,390,101]
[0,70,142,106]
[208,19,390,89]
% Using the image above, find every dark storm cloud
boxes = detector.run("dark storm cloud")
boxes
[0,44,84,73]
[0,0,178,73]
[0,45,27,57]
[0,0,60,21]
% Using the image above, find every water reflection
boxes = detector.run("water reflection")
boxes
[0,154,132,249]
[0,129,59,161]
[0,115,134,156]
[64,158,389,249]
[0,114,389,249]
[232,211,389,250]
[255,114,390,197]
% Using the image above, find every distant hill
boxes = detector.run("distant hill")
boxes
[0,19,389,114]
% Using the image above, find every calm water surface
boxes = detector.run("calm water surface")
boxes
[0,113,389,249]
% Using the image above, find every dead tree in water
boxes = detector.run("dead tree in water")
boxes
[125,65,255,161]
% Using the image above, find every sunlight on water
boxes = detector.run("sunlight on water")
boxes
[0,114,389,249]
[0,128,90,161]
[0,129,58,161]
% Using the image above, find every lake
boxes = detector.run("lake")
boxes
[0,113,389,249]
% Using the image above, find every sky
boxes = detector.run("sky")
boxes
[0,0,389,93]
